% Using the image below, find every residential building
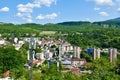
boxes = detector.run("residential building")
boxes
[27,50,36,61]
[59,44,64,57]
[14,37,18,43]
[61,59,71,65]
[109,48,117,62]
[71,59,86,67]
[74,46,82,58]
[93,48,100,60]
[0,38,5,45]
[59,42,73,58]
[18,40,25,46]
[36,53,44,60]
[14,44,21,50]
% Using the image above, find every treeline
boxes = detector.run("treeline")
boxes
[0,20,120,34]
[0,22,102,33]
[0,17,120,34]
[66,28,120,50]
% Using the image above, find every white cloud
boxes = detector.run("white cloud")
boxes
[99,11,109,16]
[94,7,100,10]
[17,0,56,13]
[16,0,57,23]
[0,7,9,12]
[34,0,57,7]
[16,13,23,17]
[16,13,32,23]
[26,18,33,23]
[117,8,120,11]
[89,0,114,6]
[36,13,57,20]
[36,14,45,19]
[45,13,57,19]
[16,13,32,18]
[17,3,35,13]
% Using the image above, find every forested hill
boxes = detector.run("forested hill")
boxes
[57,21,91,26]
[0,22,102,33]
[57,17,120,28]
[0,17,120,33]
[94,17,120,27]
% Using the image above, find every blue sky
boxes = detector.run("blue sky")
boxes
[0,0,120,24]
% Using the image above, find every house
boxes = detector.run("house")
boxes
[36,53,45,60]
[0,71,12,80]
[33,59,44,67]
[61,59,71,65]
[0,38,5,45]
[45,52,53,59]
[3,71,10,78]
[71,58,86,67]
[18,40,25,45]
[71,67,79,74]
[23,37,31,42]
[25,33,30,36]
[59,42,73,55]
[101,48,109,53]
[62,42,73,52]
[0,77,11,80]
[24,64,30,70]
[37,40,42,45]
[14,37,18,43]
[43,49,53,59]
[32,33,36,37]
[14,44,21,50]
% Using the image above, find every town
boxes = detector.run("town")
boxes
[0,34,119,80]
[1,0,120,80]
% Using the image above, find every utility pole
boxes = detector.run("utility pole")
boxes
[28,38,36,80]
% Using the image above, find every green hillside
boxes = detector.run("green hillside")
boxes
[0,17,120,34]
[94,17,120,27]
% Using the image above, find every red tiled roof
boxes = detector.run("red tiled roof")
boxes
[67,58,86,61]
[32,60,42,65]
[71,58,86,61]
[4,71,10,77]
[71,67,78,72]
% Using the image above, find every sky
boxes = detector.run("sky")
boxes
[0,0,120,24]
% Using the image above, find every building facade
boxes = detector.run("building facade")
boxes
[93,48,100,60]
[74,46,82,58]
[109,48,117,62]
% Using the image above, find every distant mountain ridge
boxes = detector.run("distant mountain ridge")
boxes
[0,17,120,28]
[93,17,120,27]
[57,17,120,27]
[57,21,91,26]
[105,17,120,22]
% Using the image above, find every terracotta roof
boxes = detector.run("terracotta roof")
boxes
[71,67,78,72]
[68,58,86,61]
[32,60,42,65]
[3,71,10,77]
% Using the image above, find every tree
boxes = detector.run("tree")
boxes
[0,46,25,78]
[82,57,120,80]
